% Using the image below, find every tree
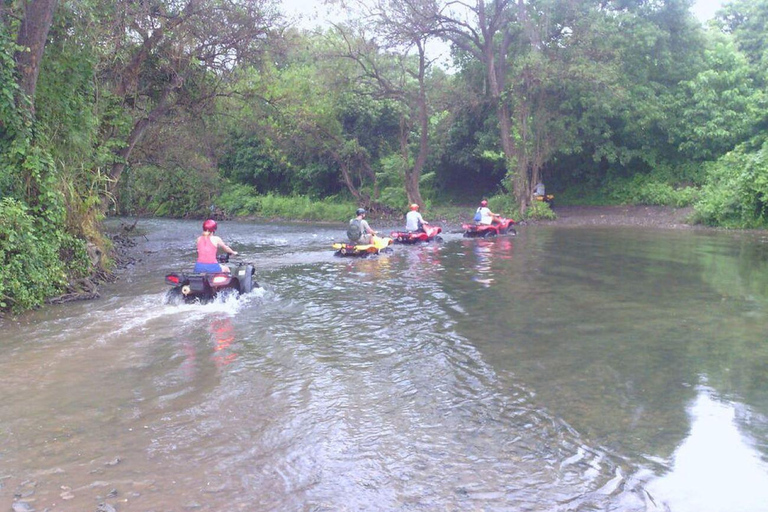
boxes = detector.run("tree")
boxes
[10,0,58,113]
[429,0,525,207]
[97,0,279,194]
[667,34,766,161]
[220,31,401,209]
[344,0,443,208]
[716,0,768,79]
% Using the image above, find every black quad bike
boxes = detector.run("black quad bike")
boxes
[164,254,258,304]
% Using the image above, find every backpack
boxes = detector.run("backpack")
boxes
[347,218,363,241]
[473,208,482,223]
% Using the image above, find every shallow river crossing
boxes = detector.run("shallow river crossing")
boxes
[2,218,768,511]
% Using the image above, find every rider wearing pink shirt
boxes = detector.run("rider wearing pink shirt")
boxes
[195,219,237,273]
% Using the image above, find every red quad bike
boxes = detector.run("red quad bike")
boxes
[164,253,258,304]
[462,217,517,238]
[390,225,444,244]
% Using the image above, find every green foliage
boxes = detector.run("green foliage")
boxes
[0,28,25,191]
[219,133,290,193]
[716,0,768,79]
[524,200,557,220]
[216,184,263,216]
[433,99,507,198]
[0,198,69,312]
[375,153,408,210]
[116,165,219,217]
[1,12,99,316]
[553,186,612,206]
[667,35,766,161]
[693,136,768,228]
[217,184,354,222]
[608,174,700,207]
[486,193,521,222]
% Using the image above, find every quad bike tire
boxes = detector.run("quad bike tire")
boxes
[164,287,183,305]
[218,287,239,301]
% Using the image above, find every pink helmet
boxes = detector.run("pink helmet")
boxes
[480,200,488,207]
[410,203,419,210]
[203,219,217,232]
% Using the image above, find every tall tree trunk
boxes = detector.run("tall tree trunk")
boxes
[330,146,376,207]
[400,114,426,207]
[337,158,365,204]
[404,46,429,208]
[13,0,58,114]
[485,42,526,212]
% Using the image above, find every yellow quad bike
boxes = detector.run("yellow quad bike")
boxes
[534,193,555,208]
[332,235,394,257]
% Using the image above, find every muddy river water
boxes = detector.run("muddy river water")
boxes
[2,218,768,511]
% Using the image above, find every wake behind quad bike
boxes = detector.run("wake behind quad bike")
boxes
[389,224,443,244]
[332,235,394,257]
[164,253,258,304]
[462,217,517,238]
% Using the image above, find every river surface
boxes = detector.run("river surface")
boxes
[2,218,768,512]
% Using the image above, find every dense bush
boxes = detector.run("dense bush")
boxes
[524,200,557,220]
[0,198,69,312]
[694,137,768,228]
[217,184,354,221]
[607,174,700,207]
[116,165,220,217]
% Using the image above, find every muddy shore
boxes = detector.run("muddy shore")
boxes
[427,205,703,233]
[531,205,698,229]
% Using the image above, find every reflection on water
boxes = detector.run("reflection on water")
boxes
[209,315,237,368]
[2,219,768,511]
[465,236,514,287]
[648,385,768,512]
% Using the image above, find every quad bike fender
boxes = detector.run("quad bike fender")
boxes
[233,264,257,294]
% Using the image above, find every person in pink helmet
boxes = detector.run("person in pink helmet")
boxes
[474,199,499,225]
[195,219,237,273]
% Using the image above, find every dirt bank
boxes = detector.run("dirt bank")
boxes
[535,205,698,229]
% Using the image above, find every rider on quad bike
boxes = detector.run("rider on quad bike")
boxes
[196,219,237,273]
[405,203,430,232]
[474,200,500,225]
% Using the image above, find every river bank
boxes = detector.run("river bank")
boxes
[424,204,700,232]
[531,205,698,229]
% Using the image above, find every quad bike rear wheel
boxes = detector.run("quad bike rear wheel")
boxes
[164,288,183,305]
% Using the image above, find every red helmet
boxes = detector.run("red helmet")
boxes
[410,203,419,210]
[480,200,488,207]
[203,219,217,232]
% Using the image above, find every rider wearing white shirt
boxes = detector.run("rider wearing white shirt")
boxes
[475,200,498,225]
[405,203,428,231]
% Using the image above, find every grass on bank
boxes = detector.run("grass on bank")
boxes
[217,188,352,222]
[217,190,555,226]
[134,177,707,226]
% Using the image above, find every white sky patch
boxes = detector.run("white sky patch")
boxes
[693,0,726,22]
[276,0,726,68]
[279,0,728,26]
[278,0,344,29]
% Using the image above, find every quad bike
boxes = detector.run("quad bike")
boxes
[534,193,555,208]
[389,225,443,244]
[164,253,258,304]
[332,235,394,257]
[462,217,517,238]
